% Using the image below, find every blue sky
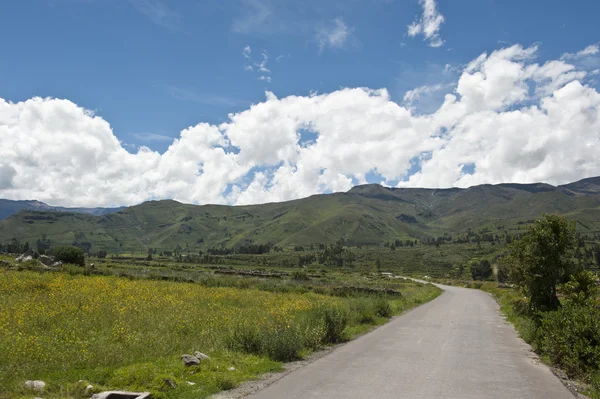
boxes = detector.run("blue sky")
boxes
[0,0,599,206]
[1,0,598,153]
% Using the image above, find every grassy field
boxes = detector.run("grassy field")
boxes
[0,260,440,398]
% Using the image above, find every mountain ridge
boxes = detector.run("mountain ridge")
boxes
[1,176,599,253]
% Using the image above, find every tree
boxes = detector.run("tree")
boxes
[471,259,492,280]
[52,245,85,266]
[505,214,577,311]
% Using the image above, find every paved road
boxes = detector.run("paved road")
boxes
[248,284,574,399]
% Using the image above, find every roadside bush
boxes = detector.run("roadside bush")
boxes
[374,298,393,318]
[265,323,305,361]
[318,305,348,343]
[353,298,377,324]
[536,301,600,378]
[225,322,263,355]
[52,245,85,266]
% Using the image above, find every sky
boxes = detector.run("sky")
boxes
[0,0,599,207]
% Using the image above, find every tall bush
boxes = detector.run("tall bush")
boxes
[52,246,85,266]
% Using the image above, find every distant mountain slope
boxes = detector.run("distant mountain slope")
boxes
[1,177,599,253]
[0,199,124,220]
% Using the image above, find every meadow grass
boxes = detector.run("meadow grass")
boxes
[0,268,440,398]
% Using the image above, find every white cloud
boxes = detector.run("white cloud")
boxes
[242,45,252,59]
[562,44,599,60]
[316,18,352,51]
[1,44,600,207]
[242,47,272,82]
[403,83,448,105]
[407,0,445,48]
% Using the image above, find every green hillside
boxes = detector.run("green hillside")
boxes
[1,177,600,253]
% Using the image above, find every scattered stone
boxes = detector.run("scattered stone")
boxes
[38,255,55,266]
[51,261,63,268]
[16,250,37,263]
[228,366,236,371]
[24,380,46,392]
[85,384,94,395]
[181,354,200,366]
[194,351,210,360]
[186,381,196,386]
[91,391,151,399]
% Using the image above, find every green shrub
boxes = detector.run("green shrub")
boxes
[52,246,85,266]
[226,320,307,362]
[318,305,348,343]
[292,270,310,281]
[215,374,237,390]
[353,298,377,324]
[226,323,264,355]
[374,298,393,318]
[537,301,600,378]
[265,323,305,361]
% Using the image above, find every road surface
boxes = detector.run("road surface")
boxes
[248,284,574,399]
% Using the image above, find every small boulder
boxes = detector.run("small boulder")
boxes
[38,255,55,266]
[85,384,94,395]
[16,250,37,263]
[51,261,63,268]
[228,366,235,371]
[194,351,210,360]
[24,380,46,392]
[181,354,200,366]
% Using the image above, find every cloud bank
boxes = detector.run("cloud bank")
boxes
[1,45,599,207]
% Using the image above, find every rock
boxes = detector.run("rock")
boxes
[194,351,210,360]
[38,255,55,266]
[186,381,196,385]
[51,261,63,268]
[16,250,37,263]
[0,259,11,267]
[17,255,33,263]
[181,354,200,366]
[24,380,46,392]
[228,366,235,371]
[91,391,151,399]
[85,384,94,395]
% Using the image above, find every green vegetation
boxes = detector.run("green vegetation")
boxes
[2,177,600,258]
[0,258,440,399]
[473,215,600,397]
[52,245,85,266]
[505,214,578,311]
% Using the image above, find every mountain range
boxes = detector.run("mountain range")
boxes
[0,199,124,221]
[1,176,599,253]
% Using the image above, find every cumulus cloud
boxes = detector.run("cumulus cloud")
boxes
[316,18,352,51]
[1,44,600,207]
[407,0,445,47]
